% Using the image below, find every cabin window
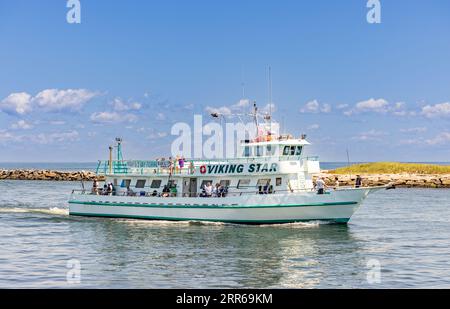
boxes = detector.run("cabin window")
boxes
[290,146,296,155]
[113,179,118,186]
[135,180,146,189]
[296,146,302,156]
[243,146,251,157]
[283,146,290,156]
[256,146,263,157]
[276,177,282,186]
[120,179,131,188]
[266,145,276,156]
[257,179,271,186]
[200,180,213,189]
[150,180,162,188]
[237,179,251,189]
[220,180,231,188]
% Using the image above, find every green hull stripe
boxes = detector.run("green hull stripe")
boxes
[69,212,350,224]
[69,200,358,209]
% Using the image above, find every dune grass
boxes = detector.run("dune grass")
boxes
[331,162,450,175]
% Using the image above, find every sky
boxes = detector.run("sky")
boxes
[0,0,449,162]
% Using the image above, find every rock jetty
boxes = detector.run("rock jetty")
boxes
[316,172,450,189]
[0,169,105,181]
[0,169,449,188]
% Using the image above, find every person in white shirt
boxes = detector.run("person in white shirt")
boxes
[315,177,327,195]
[204,182,213,197]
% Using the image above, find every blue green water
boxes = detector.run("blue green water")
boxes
[0,179,449,288]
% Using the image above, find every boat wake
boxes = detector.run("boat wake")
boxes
[0,207,69,216]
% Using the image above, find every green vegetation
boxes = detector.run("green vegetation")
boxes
[331,162,450,175]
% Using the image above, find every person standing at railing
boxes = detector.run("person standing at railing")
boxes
[92,178,99,195]
[315,177,327,195]
[178,156,185,174]
[204,182,213,197]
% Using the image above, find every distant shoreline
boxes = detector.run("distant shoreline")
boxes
[1,168,449,188]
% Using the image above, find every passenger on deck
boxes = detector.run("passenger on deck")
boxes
[315,177,327,195]
[126,186,135,196]
[178,157,185,173]
[92,178,99,195]
[334,177,340,189]
[162,185,170,197]
[102,184,108,195]
[355,175,362,188]
[204,182,213,197]
[106,183,113,196]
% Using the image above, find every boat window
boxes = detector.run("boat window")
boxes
[290,146,296,155]
[120,179,131,188]
[135,180,146,189]
[150,180,162,188]
[296,146,302,156]
[257,179,271,186]
[243,146,251,157]
[220,180,231,188]
[200,180,213,189]
[256,146,263,157]
[283,146,290,156]
[237,179,251,189]
[266,145,276,156]
[276,177,282,186]
[113,179,118,186]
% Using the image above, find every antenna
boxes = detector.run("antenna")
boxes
[268,66,273,133]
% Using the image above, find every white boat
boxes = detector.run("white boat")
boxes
[69,105,386,224]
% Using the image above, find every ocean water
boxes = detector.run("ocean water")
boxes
[0,180,449,288]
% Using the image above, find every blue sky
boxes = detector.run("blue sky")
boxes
[0,0,449,162]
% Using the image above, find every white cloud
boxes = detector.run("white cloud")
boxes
[352,130,388,141]
[205,106,232,116]
[300,100,331,114]
[34,131,80,144]
[204,99,252,117]
[11,120,33,130]
[355,98,389,113]
[336,104,349,110]
[0,92,32,115]
[0,130,79,144]
[0,131,20,143]
[90,111,138,123]
[33,89,99,112]
[307,124,320,130]
[49,120,66,126]
[112,98,142,112]
[400,127,427,134]
[425,132,450,145]
[148,131,168,140]
[261,103,276,114]
[421,102,450,118]
[156,112,166,121]
[344,98,411,116]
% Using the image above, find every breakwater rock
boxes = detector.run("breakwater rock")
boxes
[0,170,105,181]
[317,172,450,188]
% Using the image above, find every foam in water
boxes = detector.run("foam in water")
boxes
[0,207,69,216]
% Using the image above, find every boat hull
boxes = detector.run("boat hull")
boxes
[69,188,381,224]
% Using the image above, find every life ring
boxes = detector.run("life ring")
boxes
[200,165,207,174]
